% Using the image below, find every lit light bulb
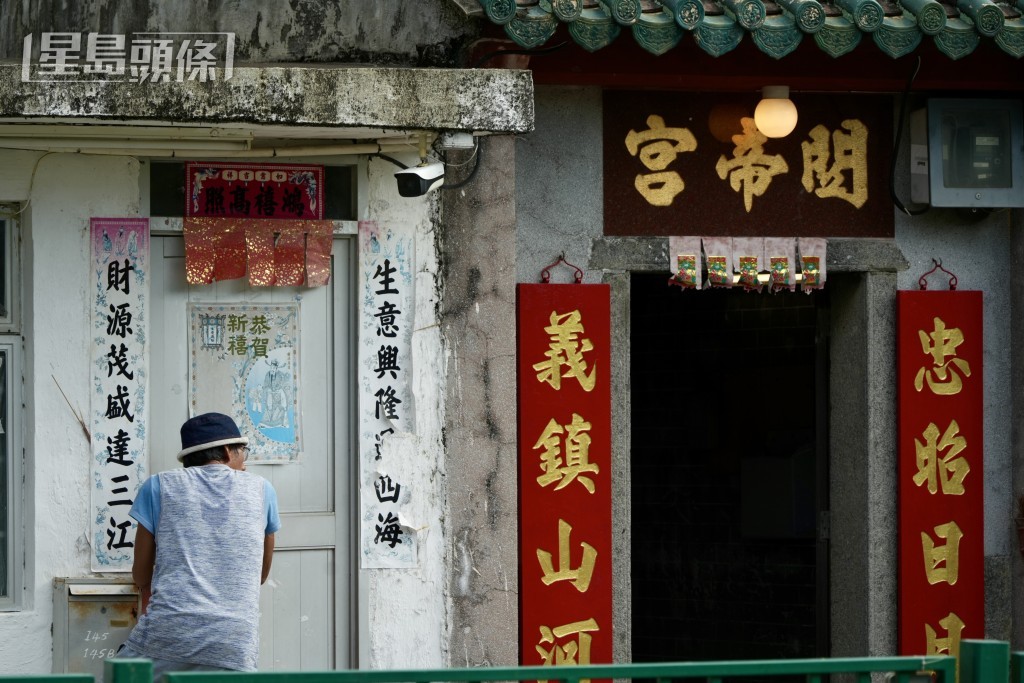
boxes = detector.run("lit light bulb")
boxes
[754,85,798,138]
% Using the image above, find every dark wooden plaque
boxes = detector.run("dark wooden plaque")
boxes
[603,92,893,237]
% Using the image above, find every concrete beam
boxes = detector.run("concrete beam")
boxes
[0,64,534,134]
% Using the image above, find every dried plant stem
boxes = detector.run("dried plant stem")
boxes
[52,375,90,443]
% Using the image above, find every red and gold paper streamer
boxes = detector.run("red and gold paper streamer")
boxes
[183,218,334,287]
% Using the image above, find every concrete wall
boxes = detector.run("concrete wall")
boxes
[0,1,477,65]
[893,130,1015,644]
[441,136,520,668]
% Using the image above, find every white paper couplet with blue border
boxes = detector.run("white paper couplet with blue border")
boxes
[90,217,149,571]
[358,220,416,568]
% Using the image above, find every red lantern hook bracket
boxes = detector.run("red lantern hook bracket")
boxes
[540,252,584,284]
[918,258,958,291]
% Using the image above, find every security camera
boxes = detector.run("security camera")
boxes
[395,162,445,197]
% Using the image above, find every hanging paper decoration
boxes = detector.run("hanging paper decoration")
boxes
[664,236,825,294]
[244,223,276,287]
[185,162,324,220]
[273,230,307,286]
[765,237,797,293]
[183,218,334,287]
[668,236,702,289]
[305,229,333,287]
[188,303,302,463]
[702,236,733,288]
[798,237,827,292]
[733,238,765,293]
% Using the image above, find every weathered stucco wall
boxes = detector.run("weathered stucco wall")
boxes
[441,135,519,668]
[0,64,534,135]
[0,1,477,65]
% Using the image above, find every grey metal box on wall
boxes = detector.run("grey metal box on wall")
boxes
[912,98,1024,208]
[52,578,140,682]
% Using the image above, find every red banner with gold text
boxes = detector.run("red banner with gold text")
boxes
[897,290,984,659]
[517,284,613,675]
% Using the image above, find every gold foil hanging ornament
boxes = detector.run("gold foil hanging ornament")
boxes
[707,256,731,288]
[738,256,761,292]
[672,254,698,288]
[770,256,791,292]
[802,256,821,289]
[797,237,827,293]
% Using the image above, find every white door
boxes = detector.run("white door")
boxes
[149,233,354,670]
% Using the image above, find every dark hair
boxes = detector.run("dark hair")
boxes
[182,445,230,468]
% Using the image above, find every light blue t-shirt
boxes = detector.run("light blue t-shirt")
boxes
[125,465,281,671]
[131,473,281,535]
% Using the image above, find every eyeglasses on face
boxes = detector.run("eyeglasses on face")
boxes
[237,445,250,461]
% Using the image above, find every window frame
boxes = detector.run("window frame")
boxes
[0,213,23,610]
[0,337,23,609]
[0,215,19,333]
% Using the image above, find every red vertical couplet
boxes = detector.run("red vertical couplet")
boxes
[517,284,613,678]
[897,290,984,659]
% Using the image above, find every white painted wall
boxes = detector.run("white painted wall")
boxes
[360,156,449,670]
[0,151,141,671]
[0,149,450,673]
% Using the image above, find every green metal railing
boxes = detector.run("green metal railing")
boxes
[109,653,961,683]
[15,639,1024,683]
[120,659,958,683]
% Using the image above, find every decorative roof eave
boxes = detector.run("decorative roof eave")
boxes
[478,0,1024,58]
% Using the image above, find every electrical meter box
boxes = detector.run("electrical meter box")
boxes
[910,98,1024,208]
[53,578,140,683]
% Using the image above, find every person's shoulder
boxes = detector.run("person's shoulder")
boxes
[237,469,274,488]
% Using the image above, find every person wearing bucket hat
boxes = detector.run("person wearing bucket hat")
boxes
[116,412,281,680]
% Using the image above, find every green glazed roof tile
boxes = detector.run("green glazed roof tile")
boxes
[480,0,1023,56]
[994,14,1024,57]
[752,13,805,55]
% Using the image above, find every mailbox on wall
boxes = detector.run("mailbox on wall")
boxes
[53,578,140,683]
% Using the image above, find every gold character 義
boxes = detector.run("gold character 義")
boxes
[533,310,597,392]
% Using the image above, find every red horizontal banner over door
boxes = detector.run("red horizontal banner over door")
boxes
[517,284,613,676]
[185,161,324,219]
[897,290,984,659]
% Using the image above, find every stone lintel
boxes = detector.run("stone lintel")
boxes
[590,236,909,273]
[0,64,534,134]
